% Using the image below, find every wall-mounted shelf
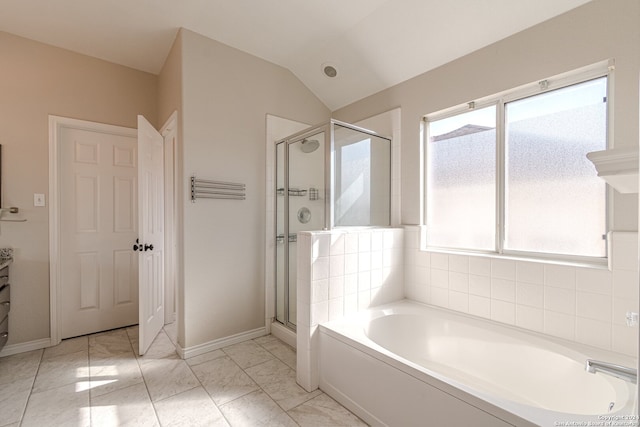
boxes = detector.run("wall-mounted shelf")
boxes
[587,147,638,194]
[191,176,246,201]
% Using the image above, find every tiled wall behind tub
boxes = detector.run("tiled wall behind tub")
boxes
[296,227,404,391]
[404,226,639,357]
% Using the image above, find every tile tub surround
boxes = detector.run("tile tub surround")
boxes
[296,228,404,392]
[0,324,366,426]
[404,226,639,357]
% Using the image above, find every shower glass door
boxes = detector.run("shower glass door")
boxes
[274,120,390,331]
[275,130,325,329]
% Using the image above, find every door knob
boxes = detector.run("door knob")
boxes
[133,239,153,252]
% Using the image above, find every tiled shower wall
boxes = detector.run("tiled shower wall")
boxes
[404,226,639,357]
[296,228,404,391]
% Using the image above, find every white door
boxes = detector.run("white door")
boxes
[60,125,138,338]
[137,115,165,355]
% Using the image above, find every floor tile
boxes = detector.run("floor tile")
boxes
[185,349,225,367]
[0,376,33,425]
[259,339,297,369]
[163,322,178,345]
[0,349,42,385]
[43,336,88,360]
[91,382,159,427]
[89,353,144,398]
[153,386,229,427]
[219,390,297,427]
[126,325,139,353]
[137,330,177,362]
[190,356,258,405]
[288,393,367,426]
[245,359,321,411]
[0,331,366,427]
[222,340,274,369]
[253,335,279,346]
[32,349,89,393]
[21,383,90,427]
[139,357,199,402]
[90,329,134,359]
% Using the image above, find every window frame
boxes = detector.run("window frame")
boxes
[422,61,613,265]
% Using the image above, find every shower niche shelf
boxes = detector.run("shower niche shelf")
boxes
[277,188,307,197]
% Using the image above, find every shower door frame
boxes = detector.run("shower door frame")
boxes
[274,119,392,331]
[276,122,330,331]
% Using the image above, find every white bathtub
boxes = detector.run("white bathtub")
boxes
[318,300,637,427]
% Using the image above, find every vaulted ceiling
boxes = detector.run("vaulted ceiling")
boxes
[1,0,593,110]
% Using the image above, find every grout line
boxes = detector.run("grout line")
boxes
[18,348,45,426]
[86,336,92,427]
[12,329,363,427]
[178,334,234,426]
[238,337,303,426]
[131,327,167,427]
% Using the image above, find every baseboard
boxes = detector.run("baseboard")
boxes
[177,327,268,359]
[0,337,53,358]
[270,321,296,349]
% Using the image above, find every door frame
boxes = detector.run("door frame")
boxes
[160,112,177,324]
[48,115,178,345]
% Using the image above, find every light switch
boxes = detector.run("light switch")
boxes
[34,193,45,207]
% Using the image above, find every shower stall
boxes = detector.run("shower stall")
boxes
[275,119,391,330]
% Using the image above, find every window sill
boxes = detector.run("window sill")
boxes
[420,246,609,271]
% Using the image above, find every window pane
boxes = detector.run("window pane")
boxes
[505,77,607,257]
[427,106,496,250]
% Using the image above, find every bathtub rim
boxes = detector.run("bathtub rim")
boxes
[318,299,637,426]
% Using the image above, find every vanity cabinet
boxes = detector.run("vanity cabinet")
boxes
[0,263,10,350]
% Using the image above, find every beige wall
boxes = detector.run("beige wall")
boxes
[6,0,633,353]
[0,26,328,351]
[333,0,640,230]
[158,31,185,345]
[0,31,157,346]
[178,29,329,348]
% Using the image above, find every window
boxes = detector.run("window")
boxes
[426,106,497,251]
[425,72,608,260]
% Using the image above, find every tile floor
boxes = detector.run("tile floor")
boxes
[0,324,367,426]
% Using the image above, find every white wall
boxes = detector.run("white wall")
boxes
[355,109,402,227]
[329,0,640,358]
[287,137,326,233]
[158,31,185,344]
[296,228,405,391]
[404,228,638,357]
[177,29,330,350]
[333,0,640,229]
